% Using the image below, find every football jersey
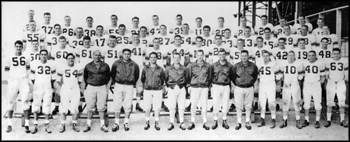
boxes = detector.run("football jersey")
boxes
[277,34,297,48]
[50,45,77,67]
[30,60,56,84]
[40,23,55,35]
[194,27,203,36]
[258,61,279,83]
[181,34,195,46]
[56,64,83,85]
[293,47,311,61]
[170,24,183,35]
[101,45,120,67]
[230,47,250,65]
[154,34,173,46]
[251,45,272,67]
[294,23,313,35]
[294,34,316,47]
[272,47,291,63]
[22,31,46,51]
[325,58,348,82]
[69,36,84,47]
[62,24,76,37]
[312,27,323,37]
[279,60,303,84]
[263,37,278,50]
[140,36,152,47]
[83,26,96,37]
[116,34,131,45]
[222,36,236,48]
[149,25,161,36]
[238,35,256,48]
[212,27,230,37]
[303,60,325,83]
[202,35,214,47]
[273,25,297,36]
[125,44,146,66]
[208,43,230,63]
[254,23,274,36]
[234,26,255,37]
[76,45,99,69]
[188,46,210,63]
[145,47,168,66]
[46,34,69,47]
[5,54,31,79]
[91,35,109,47]
[129,26,140,35]
[24,49,41,62]
[313,47,333,62]
[105,25,119,35]
[167,45,189,65]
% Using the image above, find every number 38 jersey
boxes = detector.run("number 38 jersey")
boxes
[325,58,348,82]
[56,64,83,85]
[5,54,31,79]
[302,60,326,83]
[30,60,56,84]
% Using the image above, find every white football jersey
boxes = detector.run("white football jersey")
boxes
[325,58,348,82]
[149,25,161,36]
[24,49,41,62]
[124,44,146,66]
[194,27,203,36]
[222,36,237,48]
[46,34,69,47]
[50,45,78,67]
[294,34,316,47]
[279,60,303,85]
[230,47,250,65]
[316,34,338,46]
[145,47,168,66]
[56,63,83,85]
[30,60,56,84]
[212,27,230,37]
[62,24,76,37]
[313,47,333,62]
[238,35,256,49]
[101,45,120,67]
[272,47,291,63]
[234,26,255,37]
[167,45,189,65]
[116,34,131,45]
[293,47,311,61]
[188,46,210,63]
[277,34,297,48]
[312,27,323,37]
[254,23,274,36]
[258,61,279,83]
[154,34,173,46]
[202,35,214,47]
[294,23,313,35]
[181,34,195,46]
[105,25,119,35]
[263,37,278,50]
[140,36,152,47]
[5,54,31,79]
[39,23,55,35]
[83,26,96,37]
[22,30,46,51]
[76,45,99,69]
[303,60,325,83]
[208,43,230,63]
[91,35,109,47]
[251,45,272,67]
[69,36,84,47]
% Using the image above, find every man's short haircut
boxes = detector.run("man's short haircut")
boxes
[15,40,23,46]
[203,25,211,31]
[44,12,51,16]
[66,53,75,59]
[149,52,158,58]
[241,50,249,55]
[132,16,139,21]
[122,48,132,54]
[83,36,91,41]
[86,16,93,20]
[40,49,48,54]
[96,25,104,29]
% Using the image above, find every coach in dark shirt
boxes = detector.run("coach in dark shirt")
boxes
[232,49,258,130]
[83,49,111,133]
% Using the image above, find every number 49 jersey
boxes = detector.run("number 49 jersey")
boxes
[5,54,31,79]
[56,64,83,85]
[30,60,56,84]
[325,58,348,82]
[302,60,326,83]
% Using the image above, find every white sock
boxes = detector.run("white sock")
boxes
[316,116,320,121]
[191,117,195,123]
[145,117,150,121]
[170,118,174,123]
[61,120,66,125]
[214,116,218,120]
[8,119,12,126]
[125,119,129,124]
[72,120,77,124]
[34,120,38,125]
[203,117,207,123]
[261,114,265,119]
[327,113,332,121]
[223,116,227,120]
[283,115,288,120]
[246,117,250,122]
[296,115,300,120]
[115,118,119,125]
[340,114,345,121]
[155,117,159,122]
[305,116,309,122]
[87,119,91,126]
[24,120,29,126]
[45,120,49,124]
[101,120,105,127]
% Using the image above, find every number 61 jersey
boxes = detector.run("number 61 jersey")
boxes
[30,60,56,84]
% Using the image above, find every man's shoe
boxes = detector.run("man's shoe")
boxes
[100,125,108,132]
[324,121,331,128]
[296,120,302,129]
[245,122,252,130]
[112,123,119,132]
[52,106,59,115]
[203,123,210,130]
[315,121,321,129]
[155,121,161,130]
[222,120,229,129]
[235,123,242,130]
[212,120,218,130]
[136,103,144,112]
[340,120,348,128]
[24,126,30,133]
[302,120,309,127]
[45,124,52,134]
[179,122,186,130]
[83,126,91,132]
[124,123,130,131]
[185,103,191,112]
[258,118,265,127]
[279,120,287,128]
[6,125,12,133]
[168,123,174,131]
[31,124,38,134]
[270,119,276,129]
[144,121,150,130]
[78,105,83,113]
[72,123,80,132]
[187,122,195,130]
[59,124,65,133]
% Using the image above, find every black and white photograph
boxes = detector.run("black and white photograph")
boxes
[1,1,349,140]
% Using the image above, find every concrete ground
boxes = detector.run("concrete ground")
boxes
[1,81,349,140]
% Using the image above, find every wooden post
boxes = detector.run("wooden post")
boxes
[336,9,342,45]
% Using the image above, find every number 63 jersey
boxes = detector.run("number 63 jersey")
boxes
[30,60,56,84]
[325,58,348,82]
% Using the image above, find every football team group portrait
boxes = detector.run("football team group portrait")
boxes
[1,1,349,140]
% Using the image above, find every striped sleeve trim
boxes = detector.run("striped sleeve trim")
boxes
[31,70,35,74]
